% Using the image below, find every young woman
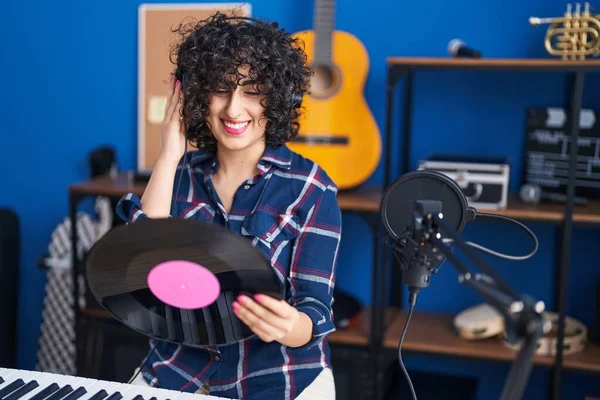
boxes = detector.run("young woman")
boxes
[116,13,341,400]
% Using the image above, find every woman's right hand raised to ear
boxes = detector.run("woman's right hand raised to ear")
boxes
[158,74,187,166]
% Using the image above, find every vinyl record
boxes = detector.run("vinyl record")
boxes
[85,218,282,347]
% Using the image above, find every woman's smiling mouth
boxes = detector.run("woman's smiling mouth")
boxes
[221,119,250,135]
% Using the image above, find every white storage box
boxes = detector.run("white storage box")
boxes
[417,155,510,210]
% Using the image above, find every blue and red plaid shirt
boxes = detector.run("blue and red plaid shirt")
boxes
[116,144,342,400]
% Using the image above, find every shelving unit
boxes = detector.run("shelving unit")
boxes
[369,57,600,400]
[66,57,600,400]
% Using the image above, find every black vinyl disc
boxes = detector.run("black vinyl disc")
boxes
[381,170,469,241]
[85,218,282,347]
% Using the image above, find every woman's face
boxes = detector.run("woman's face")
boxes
[207,66,268,153]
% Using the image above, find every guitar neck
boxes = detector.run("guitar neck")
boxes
[314,0,336,65]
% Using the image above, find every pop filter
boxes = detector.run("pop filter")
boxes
[381,170,475,241]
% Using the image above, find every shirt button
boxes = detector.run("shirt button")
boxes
[215,355,221,361]
[244,184,250,190]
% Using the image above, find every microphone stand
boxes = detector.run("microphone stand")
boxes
[396,200,547,400]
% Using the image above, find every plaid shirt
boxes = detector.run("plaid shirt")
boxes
[116,144,342,400]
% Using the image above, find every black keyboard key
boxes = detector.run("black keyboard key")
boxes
[45,385,73,400]
[30,383,60,400]
[0,377,4,385]
[89,389,108,400]
[104,392,122,400]
[131,395,144,400]
[5,380,40,400]
[0,379,25,397]
[61,387,87,400]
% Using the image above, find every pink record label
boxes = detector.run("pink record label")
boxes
[147,260,220,309]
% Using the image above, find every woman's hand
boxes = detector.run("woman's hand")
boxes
[159,75,187,165]
[233,294,312,347]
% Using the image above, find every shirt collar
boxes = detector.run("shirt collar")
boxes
[188,145,292,170]
[258,145,292,170]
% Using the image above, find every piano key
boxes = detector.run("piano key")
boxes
[171,391,211,400]
[46,385,75,400]
[4,380,40,400]
[0,376,20,396]
[112,384,142,400]
[75,381,108,400]
[19,373,62,400]
[80,380,132,400]
[130,386,161,400]
[62,386,89,400]
[34,374,82,400]
[0,370,38,395]
[0,368,227,400]
[87,389,108,400]
[0,379,25,397]
[104,392,122,400]
[28,382,60,400]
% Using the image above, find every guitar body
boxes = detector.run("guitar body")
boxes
[289,29,381,190]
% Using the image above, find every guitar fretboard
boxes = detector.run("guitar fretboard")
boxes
[313,0,336,65]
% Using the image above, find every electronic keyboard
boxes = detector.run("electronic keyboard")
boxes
[0,368,233,400]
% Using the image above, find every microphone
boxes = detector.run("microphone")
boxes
[380,170,476,295]
[448,39,482,58]
[381,170,539,297]
[380,170,545,400]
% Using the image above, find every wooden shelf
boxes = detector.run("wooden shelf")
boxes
[81,306,600,373]
[69,173,145,198]
[479,194,600,225]
[328,308,398,347]
[337,185,382,212]
[386,57,600,71]
[334,187,600,224]
[70,174,600,223]
[69,173,383,213]
[385,309,600,374]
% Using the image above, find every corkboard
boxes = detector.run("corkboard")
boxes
[137,3,251,172]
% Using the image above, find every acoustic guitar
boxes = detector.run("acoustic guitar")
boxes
[290,0,381,190]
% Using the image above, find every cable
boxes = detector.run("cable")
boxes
[127,341,159,384]
[441,212,539,261]
[475,212,539,260]
[398,291,418,400]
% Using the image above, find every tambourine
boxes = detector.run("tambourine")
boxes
[501,312,587,356]
[453,303,505,340]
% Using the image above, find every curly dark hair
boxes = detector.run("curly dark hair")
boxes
[169,12,313,153]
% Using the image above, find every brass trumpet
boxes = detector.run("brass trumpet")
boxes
[530,2,600,59]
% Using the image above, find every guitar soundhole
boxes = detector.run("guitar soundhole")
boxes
[309,63,340,99]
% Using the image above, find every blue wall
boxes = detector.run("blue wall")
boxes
[1,0,600,398]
